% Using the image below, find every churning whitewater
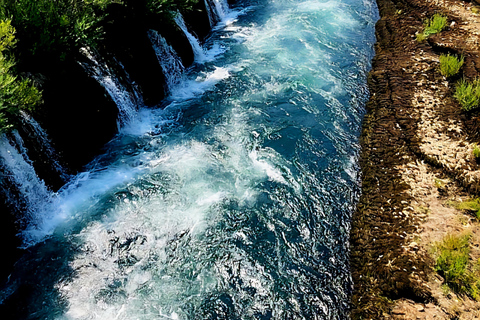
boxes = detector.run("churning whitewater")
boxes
[0,0,378,318]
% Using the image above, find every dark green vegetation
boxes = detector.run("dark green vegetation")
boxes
[0,0,197,59]
[0,0,198,133]
[433,233,480,300]
[0,20,42,133]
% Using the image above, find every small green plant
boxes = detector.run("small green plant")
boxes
[417,14,448,41]
[473,144,480,160]
[416,32,428,42]
[439,54,464,77]
[448,198,480,219]
[433,233,480,299]
[454,79,480,111]
[434,178,448,191]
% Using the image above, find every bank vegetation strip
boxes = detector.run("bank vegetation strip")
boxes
[351,0,480,318]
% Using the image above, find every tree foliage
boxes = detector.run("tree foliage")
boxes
[0,19,42,133]
[0,0,198,60]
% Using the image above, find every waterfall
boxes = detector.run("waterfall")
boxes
[174,13,207,62]
[204,0,230,26]
[79,48,143,128]
[0,132,52,224]
[148,29,185,92]
[19,111,69,181]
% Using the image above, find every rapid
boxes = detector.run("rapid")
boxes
[0,0,378,318]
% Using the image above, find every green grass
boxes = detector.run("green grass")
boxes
[417,14,448,41]
[454,79,480,111]
[439,54,464,77]
[433,233,480,300]
[448,198,480,219]
[474,144,480,160]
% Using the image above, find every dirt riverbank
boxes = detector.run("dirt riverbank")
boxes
[351,0,480,318]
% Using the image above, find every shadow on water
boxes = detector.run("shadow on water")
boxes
[0,239,73,320]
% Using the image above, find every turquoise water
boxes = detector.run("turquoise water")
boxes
[1,0,378,318]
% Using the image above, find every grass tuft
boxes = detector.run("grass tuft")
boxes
[417,14,448,41]
[454,79,480,111]
[439,54,464,78]
[473,144,480,160]
[448,198,480,220]
[433,233,480,300]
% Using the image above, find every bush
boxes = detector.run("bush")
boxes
[448,198,480,219]
[417,14,448,41]
[454,79,480,111]
[433,233,480,300]
[0,0,197,60]
[0,19,42,133]
[439,54,464,77]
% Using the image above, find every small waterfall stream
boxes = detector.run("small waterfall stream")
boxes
[79,48,143,129]
[0,132,52,226]
[204,0,230,27]
[148,29,185,92]
[19,111,69,182]
[174,13,207,62]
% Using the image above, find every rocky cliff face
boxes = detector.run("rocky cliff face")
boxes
[31,1,213,174]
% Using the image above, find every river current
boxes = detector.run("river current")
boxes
[1,0,378,318]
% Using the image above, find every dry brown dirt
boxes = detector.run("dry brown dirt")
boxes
[350,0,480,318]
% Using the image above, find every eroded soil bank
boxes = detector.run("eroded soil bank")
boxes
[351,0,480,318]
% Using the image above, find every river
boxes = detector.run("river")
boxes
[0,0,378,318]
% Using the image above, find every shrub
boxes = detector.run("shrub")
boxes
[433,233,480,299]
[417,14,448,41]
[454,79,480,111]
[0,0,198,60]
[0,19,42,133]
[439,54,464,77]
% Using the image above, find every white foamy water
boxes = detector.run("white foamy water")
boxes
[0,132,53,231]
[174,13,207,62]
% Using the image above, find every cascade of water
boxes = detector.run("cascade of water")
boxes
[0,132,52,223]
[79,48,143,128]
[204,0,216,27]
[19,111,69,181]
[204,0,230,26]
[174,13,207,62]
[148,30,185,92]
